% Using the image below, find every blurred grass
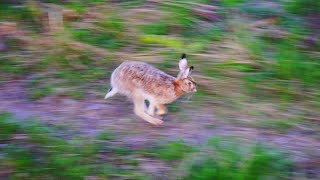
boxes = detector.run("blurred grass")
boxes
[1,113,293,179]
[0,113,143,179]
[285,0,320,15]
[179,137,292,179]
[144,140,197,162]
[0,0,319,178]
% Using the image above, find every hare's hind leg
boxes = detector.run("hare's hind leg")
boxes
[156,104,167,116]
[104,87,117,99]
[133,95,163,125]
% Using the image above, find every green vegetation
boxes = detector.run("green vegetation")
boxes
[0,113,293,179]
[180,138,292,179]
[0,57,28,75]
[149,140,197,161]
[140,22,169,35]
[0,113,143,179]
[221,0,247,8]
[72,28,122,49]
[286,0,320,15]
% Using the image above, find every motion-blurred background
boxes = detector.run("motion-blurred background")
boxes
[0,0,319,179]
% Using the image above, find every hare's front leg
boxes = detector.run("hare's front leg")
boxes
[147,101,156,116]
[133,95,163,125]
[156,104,167,116]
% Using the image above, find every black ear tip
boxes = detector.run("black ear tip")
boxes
[181,53,186,59]
[190,66,194,70]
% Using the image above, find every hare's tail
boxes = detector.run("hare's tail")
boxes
[104,87,117,99]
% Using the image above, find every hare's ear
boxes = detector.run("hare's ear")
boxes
[177,54,191,79]
[182,66,193,78]
[187,66,194,75]
[179,54,188,72]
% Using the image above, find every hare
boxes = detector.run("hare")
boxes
[104,54,197,125]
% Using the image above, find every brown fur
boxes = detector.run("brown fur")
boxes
[105,56,196,125]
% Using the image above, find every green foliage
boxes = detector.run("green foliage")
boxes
[0,4,33,21]
[140,22,169,35]
[186,24,226,52]
[96,15,126,37]
[202,25,226,42]
[240,2,284,18]
[28,85,54,100]
[238,23,320,98]
[0,57,28,75]
[278,15,309,37]
[26,76,52,100]
[0,113,19,139]
[221,0,247,8]
[0,114,295,179]
[0,3,42,32]
[179,137,292,179]
[286,0,320,15]
[41,0,106,13]
[69,15,126,48]
[139,35,184,50]
[152,140,197,161]
[25,46,111,99]
[160,2,196,35]
[272,42,320,86]
[0,113,143,179]
[73,28,123,49]
[72,14,125,49]
[96,131,116,141]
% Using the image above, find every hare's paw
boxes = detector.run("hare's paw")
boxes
[149,118,163,126]
[156,110,167,116]
[147,109,155,116]
[156,104,167,116]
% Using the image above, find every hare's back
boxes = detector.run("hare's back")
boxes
[113,61,174,92]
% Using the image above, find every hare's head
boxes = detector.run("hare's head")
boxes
[176,54,197,93]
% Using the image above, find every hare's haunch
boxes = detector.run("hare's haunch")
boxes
[105,54,197,125]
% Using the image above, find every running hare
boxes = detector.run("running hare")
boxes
[104,54,197,125]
